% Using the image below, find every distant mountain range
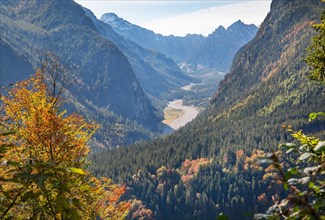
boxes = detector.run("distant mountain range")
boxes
[186,20,258,73]
[101,13,258,73]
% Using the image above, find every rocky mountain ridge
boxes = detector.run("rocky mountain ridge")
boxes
[101,13,258,73]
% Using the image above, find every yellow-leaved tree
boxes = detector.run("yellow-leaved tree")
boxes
[0,69,130,219]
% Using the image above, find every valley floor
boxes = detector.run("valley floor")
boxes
[163,99,199,132]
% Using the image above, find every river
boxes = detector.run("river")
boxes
[166,99,199,129]
[162,82,202,133]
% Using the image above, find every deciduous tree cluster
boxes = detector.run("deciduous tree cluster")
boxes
[0,70,129,219]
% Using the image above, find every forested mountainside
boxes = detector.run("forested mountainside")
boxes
[0,0,162,147]
[0,41,34,85]
[91,0,325,219]
[83,8,192,101]
[101,13,258,73]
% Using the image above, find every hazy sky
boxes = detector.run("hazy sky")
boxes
[75,0,271,36]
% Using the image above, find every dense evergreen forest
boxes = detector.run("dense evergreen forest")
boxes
[90,0,325,219]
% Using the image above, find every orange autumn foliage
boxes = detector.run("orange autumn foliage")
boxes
[0,70,130,219]
[180,158,210,183]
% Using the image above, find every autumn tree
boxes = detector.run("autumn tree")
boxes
[0,69,130,219]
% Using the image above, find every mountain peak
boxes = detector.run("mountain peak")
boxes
[210,25,226,35]
[234,19,244,24]
[226,20,258,34]
[217,25,226,31]
[101,12,121,22]
[100,12,138,33]
[228,19,247,29]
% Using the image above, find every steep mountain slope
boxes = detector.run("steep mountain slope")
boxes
[0,0,160,146]
[91,0,325,218]
[0,41,33,86]
[101,13,257,73]
[82,8,191,100]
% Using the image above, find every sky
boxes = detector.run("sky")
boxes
[75,0,271,36]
